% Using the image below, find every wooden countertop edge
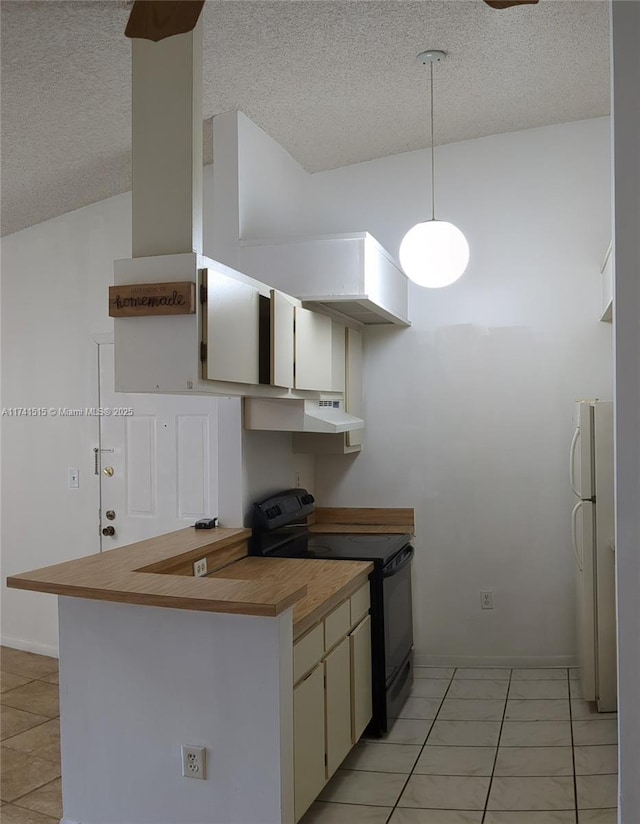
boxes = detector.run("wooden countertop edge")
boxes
[293,564,372,641]
[6,576,307,617]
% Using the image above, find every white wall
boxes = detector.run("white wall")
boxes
[611,1,640,818]
[1,195,130,655]
[304,119,614,665]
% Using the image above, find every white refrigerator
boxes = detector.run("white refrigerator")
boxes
[570,400,617,711]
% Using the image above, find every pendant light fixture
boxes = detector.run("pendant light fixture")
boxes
[399,50,469,289]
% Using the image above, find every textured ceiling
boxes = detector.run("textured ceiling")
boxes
[1,0,609,237]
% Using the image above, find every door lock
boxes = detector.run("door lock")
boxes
[105,510,116,520]
[102,526,115,537]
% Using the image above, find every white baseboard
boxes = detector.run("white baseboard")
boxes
[1,634,59,659]
[414,653,578,668]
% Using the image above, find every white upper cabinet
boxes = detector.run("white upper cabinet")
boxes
[331,321,346,393]
[206,268,260,384]
[345,327,363,449]
[271,290,295,388]
[294,307,333,391]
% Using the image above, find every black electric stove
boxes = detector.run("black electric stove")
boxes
[251,489,414,736]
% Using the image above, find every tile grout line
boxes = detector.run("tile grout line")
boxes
[568,669,580,824]
[7,775,61,809]
[0,715,59,746]
[481,667,513,824]
[383,667,458,824]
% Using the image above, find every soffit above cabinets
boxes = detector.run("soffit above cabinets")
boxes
[236,232,410,327]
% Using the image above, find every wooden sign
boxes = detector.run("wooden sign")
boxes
[109,282,196,318]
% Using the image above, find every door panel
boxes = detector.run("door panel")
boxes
[324,636,351,778]
[176,415,210,518]
[345,327,363,448]
[294,307,332,391]
[271,290,295,388]
[350,614,372,743]
[99,343,218,550]
[576,500,596,701]
[293,665,325,822]
[206,269,260,384]
[577,402,594,500]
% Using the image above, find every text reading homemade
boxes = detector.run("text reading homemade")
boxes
[109,282,196,317]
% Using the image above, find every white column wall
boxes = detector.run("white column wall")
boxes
[58,597,293,824]
[611,1,640,819]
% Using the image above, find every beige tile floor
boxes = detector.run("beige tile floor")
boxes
[305,666,619,824]
[1,647,61,823]
[0,649,619,824]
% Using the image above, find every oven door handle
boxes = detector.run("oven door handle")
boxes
[383,545,414,577]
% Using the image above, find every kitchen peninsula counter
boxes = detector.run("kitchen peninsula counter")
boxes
[6,524,372,630]
[5,509,409,824]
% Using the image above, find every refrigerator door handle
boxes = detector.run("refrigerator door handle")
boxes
[569,426,581,497]
[571,500,583,571]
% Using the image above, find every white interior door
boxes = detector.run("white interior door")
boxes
[98,343,219,550]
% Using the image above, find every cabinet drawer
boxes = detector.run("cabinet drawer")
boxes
[293,623,324,684]
[350,582,370,627]
[324,600,350,652]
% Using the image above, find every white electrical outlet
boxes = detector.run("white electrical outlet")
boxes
[294,471,302,488]
[481,590,494,610]
[181,745,206,780]
[193,558,208,577]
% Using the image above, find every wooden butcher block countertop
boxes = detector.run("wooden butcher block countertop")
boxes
[6,507,411,621]
[208,556,373,640]
[6,527,307,618]
[6,525,370,623]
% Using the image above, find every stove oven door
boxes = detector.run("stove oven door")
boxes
[382,544,414,688]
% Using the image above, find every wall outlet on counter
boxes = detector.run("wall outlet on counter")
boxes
[193,558,208,577]
[181,745,206,779]
[480,590,494,610]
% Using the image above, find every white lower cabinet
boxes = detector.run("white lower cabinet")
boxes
[293,665,326,821]
[292,583,372,821]
[324,637,352,778]
[350,614,372,742]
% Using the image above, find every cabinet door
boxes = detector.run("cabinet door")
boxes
[345,327,363,447]
[206,270,260,384]
[271,289,295,388]
[350,614,372,743]
[294,665,325,822]
[294,307,332,391]
[331,321,346,393]
[324,636,352,778]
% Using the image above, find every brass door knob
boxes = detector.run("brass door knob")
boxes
[103,466,115,477]
[102,526,115,537]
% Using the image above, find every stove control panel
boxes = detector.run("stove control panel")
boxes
[253,488,315,532]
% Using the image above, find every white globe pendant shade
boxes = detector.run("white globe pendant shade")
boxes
[399,219,470,288]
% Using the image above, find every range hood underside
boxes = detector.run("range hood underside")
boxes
[244,398,364,434]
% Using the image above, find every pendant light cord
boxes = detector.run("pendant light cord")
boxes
[430,60,436,221]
